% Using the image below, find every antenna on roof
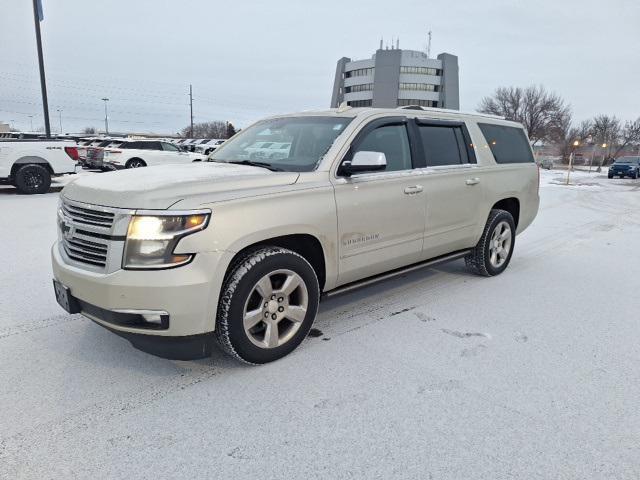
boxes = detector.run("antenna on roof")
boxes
[426,30,432,58]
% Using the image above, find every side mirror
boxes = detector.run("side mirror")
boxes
[340,151,387,177]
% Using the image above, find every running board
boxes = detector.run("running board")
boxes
[322,249,472,300]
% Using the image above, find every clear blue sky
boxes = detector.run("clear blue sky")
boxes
[1,0,638,134]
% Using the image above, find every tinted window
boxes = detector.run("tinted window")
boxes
[355,124,412,172]
[418,125,467,166]
[478,123,534,164]
[162,142,179,152]
[122,141,139,149]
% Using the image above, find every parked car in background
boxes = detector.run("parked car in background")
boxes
[102,139,205,168]
[0,139,78,193]
[195,139,225,155]
[52,107,539,363]
[536,157,553,170]
[608,156,640,179]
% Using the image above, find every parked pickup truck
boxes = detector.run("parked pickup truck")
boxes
[0,139,79,194]
[52,107,540,363]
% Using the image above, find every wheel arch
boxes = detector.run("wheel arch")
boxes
[11,156,53,177]
[491,197,520,228]
[225,233,327,292]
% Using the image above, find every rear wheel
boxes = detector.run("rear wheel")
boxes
[14,164,51,194]
[215,247,320,364]
[125,158,146,169]
[465,209,516,277]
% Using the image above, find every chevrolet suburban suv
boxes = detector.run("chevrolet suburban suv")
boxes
[52,107,539,364]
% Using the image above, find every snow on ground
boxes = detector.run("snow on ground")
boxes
[1,168,640,479]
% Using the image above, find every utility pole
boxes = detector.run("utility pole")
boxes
[189,84,194,138]
[31,0,51,138]
[57,108,62,134]
[101,98,109,134]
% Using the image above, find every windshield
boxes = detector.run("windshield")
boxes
[209,116,353,172]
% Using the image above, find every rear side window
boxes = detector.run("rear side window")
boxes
[478,123,534,164]
[418,125,469,166]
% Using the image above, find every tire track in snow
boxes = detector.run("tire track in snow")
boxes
[0,314,83,340]
[0,362,222,477]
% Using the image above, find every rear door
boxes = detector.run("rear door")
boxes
[412,119,484,259]
[333,116,428,285]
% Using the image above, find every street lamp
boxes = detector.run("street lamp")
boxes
[56,108,63,134]
[28,115,34,131]
[566,140,580,185]
[101,97,109,134]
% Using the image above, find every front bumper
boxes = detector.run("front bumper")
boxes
[52,243,230,341]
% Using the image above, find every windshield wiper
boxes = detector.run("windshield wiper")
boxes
[227,160,283,172]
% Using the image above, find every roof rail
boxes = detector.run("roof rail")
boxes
[395,105,505,120]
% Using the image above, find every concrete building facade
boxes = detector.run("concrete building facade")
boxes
[330,48,459,110]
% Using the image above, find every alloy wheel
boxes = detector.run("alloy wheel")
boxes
[242,269,308,349]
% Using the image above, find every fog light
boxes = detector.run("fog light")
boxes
[142,313,164,324]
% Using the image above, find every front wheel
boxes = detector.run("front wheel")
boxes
[465,209,516,277]
[215,247,320,364]
[125,158,146,169]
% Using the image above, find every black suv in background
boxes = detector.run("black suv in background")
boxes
[609,157,640,179]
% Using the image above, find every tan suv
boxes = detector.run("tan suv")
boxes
[52,107,539,363]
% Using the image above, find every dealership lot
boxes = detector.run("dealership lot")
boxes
[1,170,640,479]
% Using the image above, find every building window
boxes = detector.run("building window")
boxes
[399,83,439,92]
[397,99,439,108]
[399,66,441,76]
[345,83,373,93]
[347,99,373,107]
[345,67,374,78]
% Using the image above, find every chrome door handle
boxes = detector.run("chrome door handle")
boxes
[465,178,480,185]
[404,185,424,195]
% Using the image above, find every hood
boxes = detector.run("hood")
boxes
[62,162,300,209]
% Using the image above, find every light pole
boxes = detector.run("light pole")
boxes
[56,108,62,134]
[597,143,607,173]
[566,140,579,185]
[28,115,34,131]
[101,97,109,134]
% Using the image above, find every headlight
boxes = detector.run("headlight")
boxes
[123,211,210,269]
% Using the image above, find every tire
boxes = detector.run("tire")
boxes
[14,164,51,194]
[608,174,613,179]
[125,158,146,169]
[465,209,516,277]
[215,247,320,364]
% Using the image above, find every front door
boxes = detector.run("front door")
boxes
[332,118,427,285]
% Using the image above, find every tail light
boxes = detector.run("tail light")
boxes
[64,146,79,160]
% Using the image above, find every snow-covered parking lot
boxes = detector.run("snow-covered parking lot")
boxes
[1,169,640,479]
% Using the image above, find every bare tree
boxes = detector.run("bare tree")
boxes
[611,118,640,158]
[181,121,233,139]
[557,118,593,163]
[591,115,621,164]
[478,85,571,145]
[82,126,97,134]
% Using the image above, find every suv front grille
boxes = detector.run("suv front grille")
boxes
[62,235,109,267]
[58,198,129,272]
[61,201,115,229]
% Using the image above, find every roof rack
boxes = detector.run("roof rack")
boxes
[396,105,504,120]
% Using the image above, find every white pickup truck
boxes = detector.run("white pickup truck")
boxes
[52,107,539,363]
[0,140,79,194]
